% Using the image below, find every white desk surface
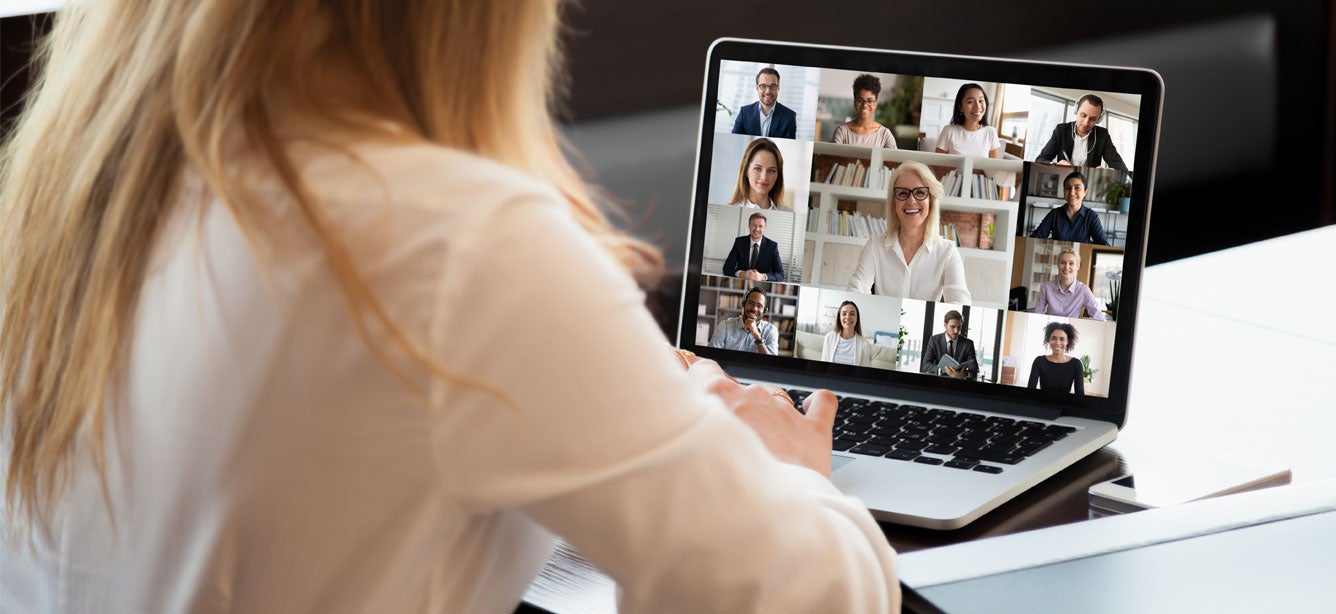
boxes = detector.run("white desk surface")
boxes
[1122,224,1336,481]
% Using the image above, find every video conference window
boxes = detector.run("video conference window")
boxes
[794,288,903,370]
[693,56,1146,397]
[1000,312,1116,397]
[1012,238,1124,322]
[715,61,820,141]
[1024,88,1140,170]
[815,69,923,151]
[898,300,1004,383]
[697,275,799,357]
[1023,162,1133,247]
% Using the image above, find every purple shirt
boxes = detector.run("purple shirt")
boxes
[1034,279,1108,321]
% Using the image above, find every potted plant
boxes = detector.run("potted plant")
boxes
[1080,355,1099,384]
[1102,179,1132,214]
[1105,271,1122,320]
[979,220,996,250]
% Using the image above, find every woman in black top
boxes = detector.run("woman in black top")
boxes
[1028,322,1084,394]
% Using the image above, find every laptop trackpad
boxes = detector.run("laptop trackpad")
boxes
[831,454,857,472]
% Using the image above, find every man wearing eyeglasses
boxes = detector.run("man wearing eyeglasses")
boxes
[1035,93,1128,171]
[708,287,779,355]
[731,67,798,139]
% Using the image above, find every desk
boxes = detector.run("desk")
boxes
[522,225,1336,613]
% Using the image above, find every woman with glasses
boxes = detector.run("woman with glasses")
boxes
[1029,171,1110,245]
[935,83,1002,158]
[727,137,792,210]
[847,161,971,302]
[832,74,898,149]
[0,0,899,611]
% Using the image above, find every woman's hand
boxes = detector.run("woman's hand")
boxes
[685,358,837,477]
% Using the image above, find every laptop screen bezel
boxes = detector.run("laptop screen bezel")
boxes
[677,38,1163,428]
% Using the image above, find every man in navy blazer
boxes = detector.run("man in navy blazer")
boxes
[1035,94,1128,171]
[731,67,798,140]
[723,212,785,281]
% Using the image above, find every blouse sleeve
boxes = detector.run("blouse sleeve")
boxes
[428,195,898,612]
[879,126,898,150]
[832,123,850,144]
[1072,361,1086,395]
[939,243,972,304]
[846,238,879,294]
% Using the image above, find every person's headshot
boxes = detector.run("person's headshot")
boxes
[935,83,1001,158]
[846,161,971,303]
[731,67,798,139]
[1028,321,1084,393]
[728,138,790,210]
[821,300,872,366]
[1033,248,1107,320]
[723,212,785,281]
[1035,93,1128,171]
[708,287,779,354]
[1029,170,1109,245]
[920,309,977,379]
[831,74,897,149]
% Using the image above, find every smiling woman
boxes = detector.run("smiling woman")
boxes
[846,161,971,303]
[728,137,791,210]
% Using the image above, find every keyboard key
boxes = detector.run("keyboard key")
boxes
[1014,440,1052,456]
[851,443,893,456]
[972,464,1004,474]
[869,435,901,447]
[956,450,1026,465]
[945,459,978,470]
[886,449,919,461]
[924,444,959,456]
[832,439,857,452]
[894,439,928,451]
[913,457,944,466]
[837,431,871,443]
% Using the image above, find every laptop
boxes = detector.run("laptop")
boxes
[677,39,1163,529]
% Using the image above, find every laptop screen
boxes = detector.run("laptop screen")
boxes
[679,39,1163,423]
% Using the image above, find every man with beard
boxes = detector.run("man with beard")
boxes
[708,287,779,355]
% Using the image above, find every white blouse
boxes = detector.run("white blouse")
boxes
[846,233,971,303]
[1,141,898,613]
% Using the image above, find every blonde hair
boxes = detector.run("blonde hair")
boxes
[883,161,943,243]
[0,0,661,529]
[1056,247,1081,264]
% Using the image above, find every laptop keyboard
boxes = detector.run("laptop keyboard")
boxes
[786,390,1076,474]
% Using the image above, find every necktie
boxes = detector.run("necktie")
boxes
[948,340,955,357]
[750,243,759,270]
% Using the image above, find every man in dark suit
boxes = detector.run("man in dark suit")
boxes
[723,212,784,282]
[731,67,797,140]
[1035,94,1128,171]
[920,310,978,379]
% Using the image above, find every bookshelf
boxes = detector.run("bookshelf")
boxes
[696,275,799,357]
[805,143,1021,308]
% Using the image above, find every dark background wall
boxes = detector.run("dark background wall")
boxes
[5,2,1333,266]
[555,0,1335,265]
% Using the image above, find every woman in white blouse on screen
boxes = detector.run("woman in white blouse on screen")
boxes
[821,301,874,367]
[847,161,971,303]
[935,83,1002,158]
